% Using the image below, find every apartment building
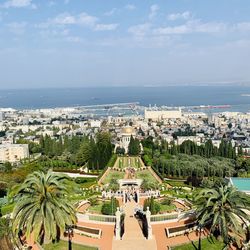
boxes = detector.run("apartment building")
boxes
[0,144,29,163]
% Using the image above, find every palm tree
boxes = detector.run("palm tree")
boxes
[195,184,250,248]
[12,170,77,245]
[0,217,13,249]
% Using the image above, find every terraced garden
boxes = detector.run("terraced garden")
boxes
[135,169,159,184]
[99,156,162,187]
[115,156,142,169]
[101,170,125,185]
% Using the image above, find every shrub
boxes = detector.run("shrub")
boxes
[141,180,157,191]
[109,179,119,192]
[107,154,118,168]
[161,197,172,206]
[142,154,153,166]
[143,197,160,215]
[74,177,96,184]
[88,197,98,206]
[101,197,119,215]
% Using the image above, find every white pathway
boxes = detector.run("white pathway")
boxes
[52,171,98,178]
[112,200,157,250]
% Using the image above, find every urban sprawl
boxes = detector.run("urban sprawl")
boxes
[1,104,250,250]
[0,105,249,163]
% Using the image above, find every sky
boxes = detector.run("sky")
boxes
[0,0,250,89]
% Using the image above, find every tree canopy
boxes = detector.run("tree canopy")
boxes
[195,184,250,247]
[128,136,140,155]
[12,170,77,245]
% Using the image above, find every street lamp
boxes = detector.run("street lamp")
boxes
[197,224,203,250]
[65,225,74,250]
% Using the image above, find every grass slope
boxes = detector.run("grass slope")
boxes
[172,236,225,250]
[44,241,97,250]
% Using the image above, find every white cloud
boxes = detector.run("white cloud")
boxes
[194,21,227,33]
[48,12,98,27]
[2,0,36,9]
[38,12,118,33]
[94,23,119,31]
[64,0,70,4]
[154,20,227,35]
[149,4,159,20]
[104,8,117,16]
[52,13,76,25]
[128,23,151,37]
[154,25,188,35]
[125,4,136,10]
[78,12,98,27]
[168,11,192,21]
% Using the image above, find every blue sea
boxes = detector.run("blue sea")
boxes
[1,85,250,112]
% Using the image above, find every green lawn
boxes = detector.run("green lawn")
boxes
[88,202,103,214]
[44,241,97,250]
[159,203,176,213]
[76,178,97,188]
[136,169,158,184]
[165,180,191,188]
[69,191,101,203]
[160,188,194,200]
[172,236,226,250]
[102,170,124,184]
[117,157,142,169]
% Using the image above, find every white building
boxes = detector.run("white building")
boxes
[183,112,207,119]
[121,127,136,153]
[115,126,136,154]
[161,134,174,143]
[211,140,222,148]
[177,136,201,145]
[145,109,182,121]
[0,112,5,122]
[0,144,29,163]
[90,120,101,128]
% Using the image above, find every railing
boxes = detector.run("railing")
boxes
[77,212,116,223]
[88,214,116,223]
[113,193,123,197]
[140,192,159,197]
[150,209,196,223]
[150,213,178,222]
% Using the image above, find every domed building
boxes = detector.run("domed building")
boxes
[121,126,136,136]
[117,126,136,153]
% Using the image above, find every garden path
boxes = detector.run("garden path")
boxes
[112,200,157,250]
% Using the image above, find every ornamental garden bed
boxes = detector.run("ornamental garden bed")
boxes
[101,170,124,185]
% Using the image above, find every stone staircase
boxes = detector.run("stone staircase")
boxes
[112,200,157,250]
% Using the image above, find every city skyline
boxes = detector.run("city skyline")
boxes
[0,0,250,88]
